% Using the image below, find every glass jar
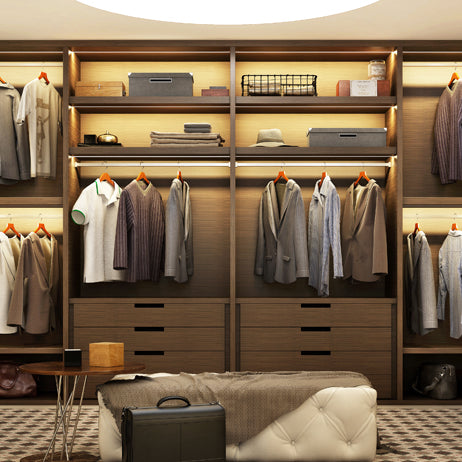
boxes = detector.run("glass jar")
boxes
[368,60,386,80]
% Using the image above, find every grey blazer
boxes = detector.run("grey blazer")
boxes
[405,231,437,336]
[164,179,193,283]
[0,83,30,184]
[341,179,388,282]
[255,179,309,284]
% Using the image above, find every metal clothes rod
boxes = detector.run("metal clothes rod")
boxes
[74,162,231,168]
[403,62,461,67]
[404,215,462,220]
[235,162,392,167]
[0,62,63,67]
[0,215,61,219]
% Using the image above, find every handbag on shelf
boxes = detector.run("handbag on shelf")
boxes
[0,362,37,398]
[412,363,457,400]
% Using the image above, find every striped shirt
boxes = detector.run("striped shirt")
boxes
[432,80,462,184]
[113,179,165,282]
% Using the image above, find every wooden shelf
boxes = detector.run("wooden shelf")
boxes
[70,146,230,160]
[70,297,230,304]
[0,197,63,207]
[236,96,396,114]
[401,395,462,404]
[236,147,396,161]
[70,96,230,113]
[236,297,397,303]
[0,346,63,354]
[403,197,462,207]
[403,347,462,354]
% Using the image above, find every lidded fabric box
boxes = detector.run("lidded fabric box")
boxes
[75,81,126,97]
[128,73,194,96]
[307,128,387,147]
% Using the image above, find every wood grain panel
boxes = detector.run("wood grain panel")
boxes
[74,327,224,350]
[240,303,392,327]
[240,351,391,376]
[80,61,230,97]
[74,303,225,327]
[241,327,391,351]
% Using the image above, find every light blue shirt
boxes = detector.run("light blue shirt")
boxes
[308,176,343,296]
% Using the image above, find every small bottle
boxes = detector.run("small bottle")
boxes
[368,60,386,80]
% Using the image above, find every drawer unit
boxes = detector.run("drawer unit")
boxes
[128,72,193,97]
[240,302,392,327]
[74,303,225,327]
[75,327,224,351]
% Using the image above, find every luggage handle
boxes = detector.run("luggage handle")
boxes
[412,368,447,395]
[156,396,191,408]
[149,78,173,83]
[339,133,357,138]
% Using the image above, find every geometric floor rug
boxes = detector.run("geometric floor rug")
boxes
[1,406,462,461]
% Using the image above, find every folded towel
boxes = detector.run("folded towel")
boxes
[150,142,222,147]
[151,138,221,145]
[150,131,221,140]
[184,127,212,133]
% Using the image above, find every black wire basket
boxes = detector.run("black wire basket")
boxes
[241,74,317,96]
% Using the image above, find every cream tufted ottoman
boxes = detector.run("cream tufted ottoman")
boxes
[98,373,377,462]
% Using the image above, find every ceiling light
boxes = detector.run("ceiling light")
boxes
[76,0,379,25]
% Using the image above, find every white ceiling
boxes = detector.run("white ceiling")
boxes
[1,0,462,41]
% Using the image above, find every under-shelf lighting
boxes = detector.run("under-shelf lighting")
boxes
[76,0,379,25]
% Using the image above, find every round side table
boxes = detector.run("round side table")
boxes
[19,361,145,462]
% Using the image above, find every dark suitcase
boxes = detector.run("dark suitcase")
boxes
[122,395,226,462]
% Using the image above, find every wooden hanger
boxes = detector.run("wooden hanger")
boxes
[0,76,6,84]
[451,222,458,231]
[412,222,420,236]
[319,171,327,188]
[274,170,289,184]
[448,71,459,88]
[177,170,183,183]
[136,170,150,185]
[38,71,50,85]
[99,171,115,187]
[354,170,370,186]
[3,223,20,238]
[34,222,51,238]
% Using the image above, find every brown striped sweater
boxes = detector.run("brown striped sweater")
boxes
[432,80,462,184]
[113,180,165,282]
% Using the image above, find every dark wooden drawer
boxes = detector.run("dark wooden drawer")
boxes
[240,303,392,327]
[74,327,224,351]
[73,303,225,327]
[240,327,391,351]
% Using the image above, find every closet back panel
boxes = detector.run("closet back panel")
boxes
[80,61,230,97]
[236,172,388,298]
[75,177,230,298]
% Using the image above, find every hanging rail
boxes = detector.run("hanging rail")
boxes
[74,161,391,168]
[403,62,461,67]
[0,214,61,219]
[0,62,63,67]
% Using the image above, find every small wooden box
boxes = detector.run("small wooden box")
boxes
[75,81,126,97]
[336,79,391,96]
[89,342,124,367]
[201,88,229,96]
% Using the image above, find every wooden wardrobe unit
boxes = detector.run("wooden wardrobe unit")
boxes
[0,40,461,404]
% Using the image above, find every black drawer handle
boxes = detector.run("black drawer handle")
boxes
[301,303,331,308]
[300,351,331,356]
[134,351,165,356]
[134,303,164,308]
[339,133,357,138]
[301,327,331,332]
[149,78,172,83]
[134,327,165,332]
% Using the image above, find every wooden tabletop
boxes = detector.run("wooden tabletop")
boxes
[19,361,145,376]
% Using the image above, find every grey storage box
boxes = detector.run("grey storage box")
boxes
[307,128,387,147]
[128,73,194,97]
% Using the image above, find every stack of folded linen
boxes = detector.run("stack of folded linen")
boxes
[150,131,224,147]
[184,123,211,133]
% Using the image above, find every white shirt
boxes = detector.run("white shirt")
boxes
[16,78,62,178]
[71,179,126,283]
[0,232,23,334]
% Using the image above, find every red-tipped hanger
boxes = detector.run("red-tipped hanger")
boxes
[449,71,459,88]
[3,223,20,238]
[319,171,327,188]
[177,170,183,183]
[413,222,420,236]
[38,71,49,85]
[451,222,458,231]
[274,170,289,184]
[0,76,6,84]
[136,170,150,185]
[354,170,370,186]
[99,171,115,187]
[34,222,51,238]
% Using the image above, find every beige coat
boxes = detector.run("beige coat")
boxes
[7,233,59,334]
[255,179,309,284]
[341,180,388,282]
